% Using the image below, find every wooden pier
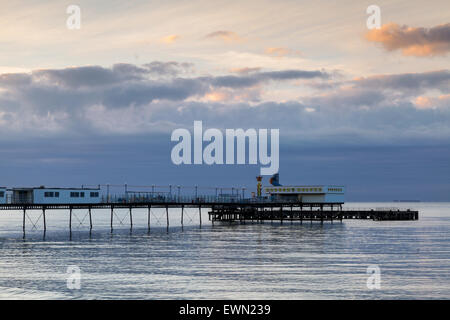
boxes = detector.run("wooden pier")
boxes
[0,200,418,238]
[208,203,419,223]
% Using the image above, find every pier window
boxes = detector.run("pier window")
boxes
[44,192,54,197]
[55,192,59,197]
[80,192,85,198]
[90,192,99,197]
[0,191,4,197]
[70,192,80,197]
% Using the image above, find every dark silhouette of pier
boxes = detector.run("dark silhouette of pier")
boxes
[0,196,418,238]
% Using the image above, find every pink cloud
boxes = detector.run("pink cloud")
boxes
[365,23,450,57]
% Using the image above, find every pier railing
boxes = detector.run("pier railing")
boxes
[100,194,343,205]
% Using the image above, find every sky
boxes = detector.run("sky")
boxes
[0,0,449,201]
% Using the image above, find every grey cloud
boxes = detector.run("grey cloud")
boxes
[0,63,330,114]
[258,70,328,81]
[0,73,32,87]
[230,67,262,74]
[1,63,449,148]
[101,78,208,108]
[208,70,329,88]
[304,88,386,110]
[353,70,450,93]
[32,66,121,88]
[112,63,150,78]
[144,61,194,77]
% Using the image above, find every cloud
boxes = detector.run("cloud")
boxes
[414,94,450,110]
[301,70,450,112]
[0,63,331,136]
[207,70,329,89]
[1,62,449,148]
[203,90,231,102]
[161,34,180,44]
[31,64,149,88]
[144,61,194,77]
[229,67,261,74]
[264,47,302,58]
[205,31,242,42]
[365,23,450,57]
[352,70,450,94]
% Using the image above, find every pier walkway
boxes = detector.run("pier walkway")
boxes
[0,195,419,238]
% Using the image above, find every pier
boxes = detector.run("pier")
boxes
[0,196,419,238]
[208,203,419,222]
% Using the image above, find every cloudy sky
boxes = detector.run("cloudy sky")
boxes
[0,0,449,200]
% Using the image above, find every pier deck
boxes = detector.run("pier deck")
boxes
[0,201,418,237]
[208,205,419,222]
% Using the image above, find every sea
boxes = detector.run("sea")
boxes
[0,202,448,299]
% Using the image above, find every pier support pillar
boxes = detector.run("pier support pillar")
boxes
[166,206,169,232]
[22,208,26,239]
[129,206,133,230]
[270,206,274,224]
[89,207,93,231]
[199,206,202,228]
[320,205,324,225]
[69,206,73,233]
[280,206,283,225]
[43,207,46,234]
[300,204,303,224]
[110,206,114,233]
[147,205,151,232]
[290,205,293,224]
[181,205,184,228]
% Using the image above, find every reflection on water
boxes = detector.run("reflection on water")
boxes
[0,202,449,299]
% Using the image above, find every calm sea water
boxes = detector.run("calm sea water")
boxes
[0,202,449,299]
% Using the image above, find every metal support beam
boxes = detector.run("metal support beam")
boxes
[320,204,324,224]
[166,206,169,232]
[43,207,46,234]
[22,208,26,239]
[69,206,73,233]
[129,206,133,229]
[181,205,184,227]
[89,206,93,231]
[280,206,283,224]
[147,205,151,232]
[110,206,114,233]
[290,205,293,224]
